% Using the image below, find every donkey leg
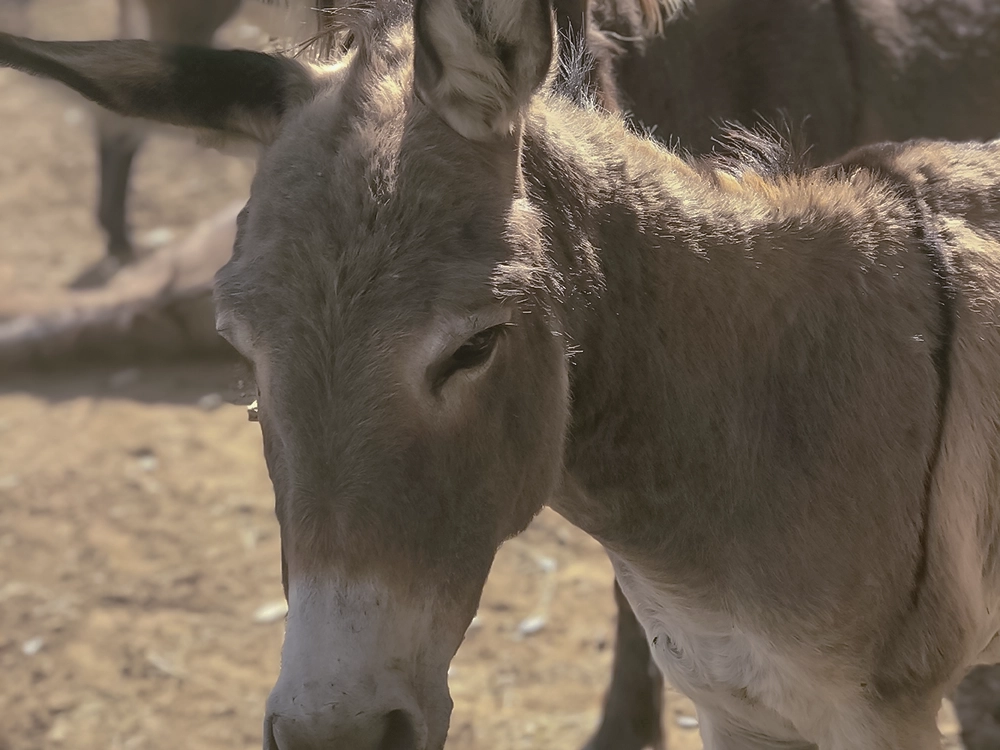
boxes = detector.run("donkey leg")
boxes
[96,113,142,262]
[67,111,146,290]
[953,664,1000,750]
[92,0,146,267]
[582,578,665,750]
[73,0,145,289]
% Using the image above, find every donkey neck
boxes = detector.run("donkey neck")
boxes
[522,97,883,575]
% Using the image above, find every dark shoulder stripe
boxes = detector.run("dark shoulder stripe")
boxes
[833,151,956,615]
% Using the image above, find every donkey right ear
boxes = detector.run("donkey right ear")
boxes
[413,0,555,142]
[0,32,317,145]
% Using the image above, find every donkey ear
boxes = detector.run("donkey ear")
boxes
[0,32,317,145]
[413,0,555,141]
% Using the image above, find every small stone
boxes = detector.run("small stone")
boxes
[21,636,44,656]
[146,650,183,678]
[197,393,224,411]
[46,717,70,743]
[140,227,175,248]
[675,715,699,729]
[136,455,158,472]
[0,581,30,601]
[239,527,259,551]
[517,615,546,637]
[253,600,288,624]
[536,556,557,573]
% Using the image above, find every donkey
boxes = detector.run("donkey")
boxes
[582,0,1000,161]
[4,0,1000,747]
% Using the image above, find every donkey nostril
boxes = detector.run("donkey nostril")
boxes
[379,709,419,750]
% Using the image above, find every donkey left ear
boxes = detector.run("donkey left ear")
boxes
[0,32,317,146]
[413,0,555,142]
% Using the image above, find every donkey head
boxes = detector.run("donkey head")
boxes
[0,1,568,746]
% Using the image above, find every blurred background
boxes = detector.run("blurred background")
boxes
[0,1,968,749]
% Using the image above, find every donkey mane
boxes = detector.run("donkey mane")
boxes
[554,26,604,108]
[701,119,817,180]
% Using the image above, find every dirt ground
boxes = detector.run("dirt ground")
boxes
[0,2,965,749]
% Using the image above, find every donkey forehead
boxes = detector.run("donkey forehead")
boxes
[216,105,521,327]
[247,23,520,234]
[216,212,506,348]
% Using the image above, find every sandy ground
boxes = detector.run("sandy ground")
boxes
[0,2,964,749]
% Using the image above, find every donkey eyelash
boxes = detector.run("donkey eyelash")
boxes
[430,324,506,392]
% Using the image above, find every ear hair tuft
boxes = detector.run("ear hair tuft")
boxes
[413,0,555,142]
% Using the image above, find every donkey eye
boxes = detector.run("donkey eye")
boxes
[432,325,504,389]
[453,327,502,368]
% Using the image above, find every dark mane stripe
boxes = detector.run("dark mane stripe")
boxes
[699,118,816,178]
[553,25,602,108]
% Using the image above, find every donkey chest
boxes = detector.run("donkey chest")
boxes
[611,558,835,740]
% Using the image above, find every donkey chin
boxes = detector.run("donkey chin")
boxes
[264,576,459,750]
